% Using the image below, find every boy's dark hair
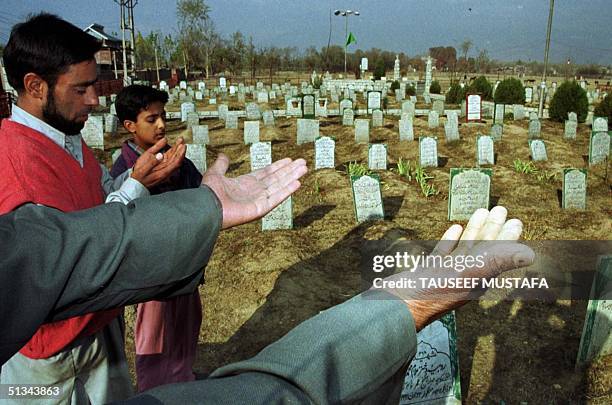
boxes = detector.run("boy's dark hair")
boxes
[115,85,169,124]
[3,13,102,92]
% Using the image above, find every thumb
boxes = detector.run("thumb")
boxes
[146,138,168,155]
[206,153,230,176]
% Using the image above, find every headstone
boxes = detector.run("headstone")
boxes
[367,91,382,113]
[562,169,587,210]
[195,91,203,101]
[179,81,187,90]
[525,87,533,103]
[445,111,460,142]
[399,119,414,141]
[433,99,444,115]
[302,94,316,119]
[315,98,328,118]
[104,114,118,135]
[342,108,355,126]
[589,131,611,165]
[593,117,609,132]
[192,125,209,145]
[81,115,104,150]
[246,102,261,120]
[401,100,415,118]
[219,77,227,88]
[315,136,335,169]
[466,94,482,122]
[218,104,229,121]
[576,256,612,366]
[262,197,293,230]
[186,111,199,129]
[372,109,384,127]
[351,174,384,222]
[225,112,238,129]
[296,119,319,144]
[368,144,387,170]
[110,103,116,116]
[564,120,577,140]
[490,123,503,142]
[448,168,492,221]
[340,99,353,116]
[529,111,539,121]
[262,110,275,127]
[419,136,438,168]
[400,313,462,405]
[257,91,269,103]
[180,102,196,122]
[477,135,495,165]
[393,55,400,81]
[528,119,541,139]
[98,96,107,107]
[250,141,271,171]
[186,143,206,174]
[513,104,526,120]
[528,139,547,162]
[568,112,578,122]
[244,121,260,145]
[355,119,370,144]
[197,81,205,92]
[428,111,439,128]
[494,103,505,124]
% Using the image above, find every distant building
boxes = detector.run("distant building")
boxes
[84,23,130,79]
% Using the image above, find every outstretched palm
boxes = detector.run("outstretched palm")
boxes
[202,154,308,229]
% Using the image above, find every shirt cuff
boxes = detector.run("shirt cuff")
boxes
[120,176,150,200]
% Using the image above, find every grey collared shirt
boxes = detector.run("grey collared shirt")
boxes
[10,104,148,204]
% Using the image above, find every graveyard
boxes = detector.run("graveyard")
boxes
[91,73,611,403]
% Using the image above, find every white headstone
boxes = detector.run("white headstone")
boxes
[419,137,438,168]
[428,111,439,128]
[250,141,272,171]
[296,119,319,144]
[315,136,335,169]
[262,110,275,127]
[529,139,548,161]
[342,108,355,126]
[593,117,609,132]
[448,169,491,221]
[528,119,541,138]
[192,125,209,145]
[355,119,370,144]
[399,119,414,142]
[104,114,118,135]
[564,120,577,140]
[589,131,611,165]
[244,121,260,145]
[562,169,587,210]
[368,144,387,170]
[181,102,196,122]
[351,175,384,223]
[225,112,238,129]
[186,143,206,174]
[372,109,384,127]
[81,115,104,150]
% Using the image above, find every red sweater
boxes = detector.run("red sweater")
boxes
[0,119,121,359]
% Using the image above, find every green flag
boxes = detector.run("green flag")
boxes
[346,32,356,47]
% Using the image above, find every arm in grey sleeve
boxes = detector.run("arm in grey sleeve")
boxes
[0,187,222,366]
[100,163,150,204]
[127,292,417,404]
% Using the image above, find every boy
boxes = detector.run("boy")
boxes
[112,85,203,392]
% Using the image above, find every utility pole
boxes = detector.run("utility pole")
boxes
[538,0,555,118]
[154,46,160,83]
[127,0,137,76]
[114,0,138,84]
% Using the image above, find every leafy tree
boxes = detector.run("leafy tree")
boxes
[176,0,218,77]
[466,76,493,100]
[446,83,466,104]
[373,59,385,80]
[494,78,525,104]
[429,80,441,94]
[549,81,588,123]
[429,46,457,70]
[594,94,612,124]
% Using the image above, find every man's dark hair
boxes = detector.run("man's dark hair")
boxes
[3,13,101,92]
[115,85,169,124]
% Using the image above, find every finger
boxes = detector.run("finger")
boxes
[473,242,535,278]
[496,219,523,240]
[204,153,230,176]
[260,180,301,212]
[476,206,508,240]
[251,158,294,180]
[431,224,464,256]
[459,208,489,242]
[145,138,168,155]
[261,159,308,187]
[134,153,161,176]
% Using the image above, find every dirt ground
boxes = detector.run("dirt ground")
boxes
[97,97,611,403]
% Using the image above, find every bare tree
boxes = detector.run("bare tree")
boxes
[460,39,473,73]
[176,0,218,78]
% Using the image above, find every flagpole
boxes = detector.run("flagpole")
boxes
[344,15,348,75]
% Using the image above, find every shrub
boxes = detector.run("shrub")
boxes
[549,81,588,123]
[390,80,400,91]
[467,76,493,100]
[445,83,465,104]
[405,85,416,97]
[373,59,386,80]
[594,94,612,124]
[312,75,323,89]
[429,80,441,94]
[494,78,525,105]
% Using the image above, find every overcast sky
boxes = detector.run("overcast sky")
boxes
[1,0,611,65]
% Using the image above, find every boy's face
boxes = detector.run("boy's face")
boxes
[125,101,166,150]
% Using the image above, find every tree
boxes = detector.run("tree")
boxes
[460,39,472,72]
[429,46,457,70]
[176,0,218,77]
[261,47,281,84]
[134,31,163,70]
[475,49,490,73]
[246,36,257,82]
[226,31,246,76]
[549,81,588,123]
[494,78,525,105]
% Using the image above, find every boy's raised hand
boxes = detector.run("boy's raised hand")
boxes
[202,153,308,229]
[131,138,186,189]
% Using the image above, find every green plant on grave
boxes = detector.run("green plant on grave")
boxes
[536,170,557,184]
[429,80,442,94]
[549,81,588,123]
[594,94,612,124]
[445,83,465,104]
[373,59,386,80]
[513,158,538,175]
[419,180,439,197]
[390,80,400,92]
[405,84,416,97]
[414,165,433,183]
[345,161,372,177]
[312,74,323,89]
[396,158,412,181]
[413,164,439,197]
[494,78,525,105]
[466,76,493,101]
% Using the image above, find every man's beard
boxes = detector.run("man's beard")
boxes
[42,91,87,135]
